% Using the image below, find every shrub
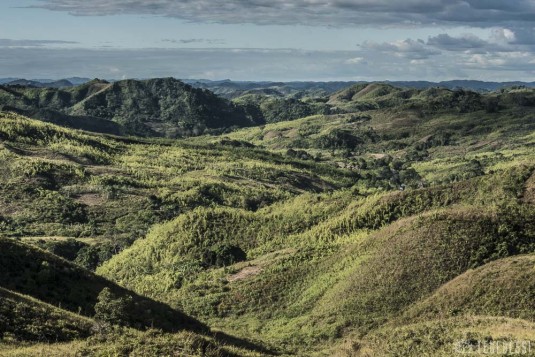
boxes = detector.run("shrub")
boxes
[94,288,133,326]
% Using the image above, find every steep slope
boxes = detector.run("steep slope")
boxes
[0,237,206,333]
[68,78,255,136]
[336,254,535,356]
[0,287,93,342]
[401,254,535,323]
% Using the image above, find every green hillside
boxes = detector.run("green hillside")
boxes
[402,254,535,323]
[0,111,352,269]
[0,287,93,343]
[336,254,535,356]
[97,168,535,353]
[233,93,330,123]
[0,237,206,332]
[1,83,535,355]
[0,78,255,137]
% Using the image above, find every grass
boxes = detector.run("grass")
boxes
[0,287,94,343]
[96,168,535,353]
[0,329,266,357]
[0,237,206,333]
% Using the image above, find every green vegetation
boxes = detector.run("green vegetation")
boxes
[0,287,93,343]
[1,83,535,355]
[0,237,207,332]
[0,78,256,137]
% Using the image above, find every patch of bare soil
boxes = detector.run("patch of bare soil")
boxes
[75,193,105,206]
[263,131,282,140]
[227,265,263,282]
[226,248,297,283]
[369,153,387,159]
[284,128,299,138]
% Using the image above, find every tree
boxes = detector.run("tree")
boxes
[94,288,132,326]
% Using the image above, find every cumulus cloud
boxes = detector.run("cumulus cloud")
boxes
[0,38,77,47]
[30,0,535,27]
[506,27,535,45]
[427,33,488,51]
[465,51,535,70]
[362,39,440,59]
[426,29,535,55]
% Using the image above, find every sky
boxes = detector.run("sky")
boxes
[1,0,535,81]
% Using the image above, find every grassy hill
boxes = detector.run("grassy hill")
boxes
[0,111,352,269]
[1,83,535,355]
[0,237,269,355]
[0,287,93,343]
[96,167,535,354]
[401,254,535,323]
[0,237,206,332]
[335,254,535,356]
[232,93,330,124]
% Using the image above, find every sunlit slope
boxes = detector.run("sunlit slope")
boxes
[98,166,535,353]
[0,112,354,269]
[336,254,535,356]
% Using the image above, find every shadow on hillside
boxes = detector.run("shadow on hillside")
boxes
[212,330,280,356]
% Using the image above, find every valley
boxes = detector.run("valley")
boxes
[0,81,534,356]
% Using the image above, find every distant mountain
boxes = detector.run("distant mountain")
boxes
[6,78,74,88]
[0,77,20,84]
[388,80,535,91]
[0,77,256,137]
[0,77,91,87]
[186,79,535,97]
[64,77,92,85]
[184,79,359,99]
[3,77,535,138]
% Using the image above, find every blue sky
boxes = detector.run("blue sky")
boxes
[1,0,535,81]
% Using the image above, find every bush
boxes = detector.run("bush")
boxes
[40,238,88,261]
[201,244,247,268]
[94,288,133,326]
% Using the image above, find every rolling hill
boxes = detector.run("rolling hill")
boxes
[1,82,535,355]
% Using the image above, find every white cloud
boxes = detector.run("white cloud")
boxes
[2,46,532,82]
[344,57,365,64]
[362,39,440,59]
[491,28,517,43]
